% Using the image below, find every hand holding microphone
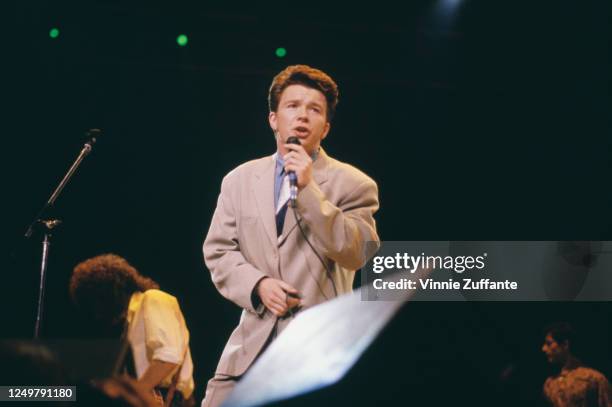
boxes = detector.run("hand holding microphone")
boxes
[283,136,313,207]
[286,137,300,207]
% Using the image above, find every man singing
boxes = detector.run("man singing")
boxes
[202,65,380,406]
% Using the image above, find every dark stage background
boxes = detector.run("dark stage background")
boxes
[3,1,610,405]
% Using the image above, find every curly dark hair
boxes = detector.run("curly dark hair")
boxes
[69,254,159,326]
[268,65,339,121]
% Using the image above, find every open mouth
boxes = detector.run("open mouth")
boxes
[293,126,310,137]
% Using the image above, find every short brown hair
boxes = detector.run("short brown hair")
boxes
[268,65,339,121]
[70,254,159,324]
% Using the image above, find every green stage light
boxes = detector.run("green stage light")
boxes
[176,34,188,47]
[49,28,60,39]
[275,47,287,58]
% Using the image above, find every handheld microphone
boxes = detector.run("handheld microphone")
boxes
[286,136,301,207]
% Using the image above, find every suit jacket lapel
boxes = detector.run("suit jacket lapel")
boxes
[253,155,278,249]
[278,148,330,246]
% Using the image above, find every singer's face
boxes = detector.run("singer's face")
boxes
[269,84,331,156]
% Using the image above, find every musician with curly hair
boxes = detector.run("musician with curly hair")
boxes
[70,254,195,407]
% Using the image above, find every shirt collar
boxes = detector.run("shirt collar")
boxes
[274,148,320,172]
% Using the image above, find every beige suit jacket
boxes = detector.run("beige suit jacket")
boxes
[203,148,380,377]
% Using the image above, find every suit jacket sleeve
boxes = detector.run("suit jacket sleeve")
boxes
[296,175,380,270]
[203,172,267,312]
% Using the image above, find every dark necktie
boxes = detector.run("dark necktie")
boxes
[276,169,289,236]
[276,200,288,237]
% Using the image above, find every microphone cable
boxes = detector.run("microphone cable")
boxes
[291,204,338,299]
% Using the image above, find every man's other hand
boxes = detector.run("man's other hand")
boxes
[256,277,301,317]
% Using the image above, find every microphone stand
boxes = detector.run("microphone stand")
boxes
[24,129,100,338]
